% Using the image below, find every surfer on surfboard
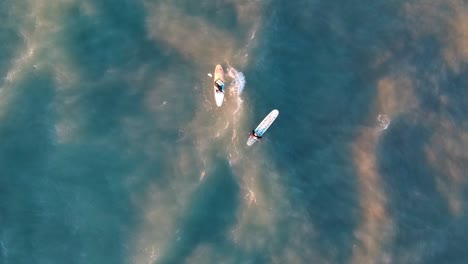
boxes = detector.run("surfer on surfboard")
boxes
[214,79,224,93]
[213,65,225,107]
[247,109,279,146]
[250,130,262,140]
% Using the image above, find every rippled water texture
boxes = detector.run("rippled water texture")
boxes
[1,0,467,263]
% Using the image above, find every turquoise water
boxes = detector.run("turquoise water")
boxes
[1,0,468,263]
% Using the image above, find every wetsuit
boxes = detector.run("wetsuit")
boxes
[215,80,223,92]
[251,130,262,139]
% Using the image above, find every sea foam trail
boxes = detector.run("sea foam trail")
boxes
[227,66,245,95]
[225,66,245,138]
[226,66,245,117]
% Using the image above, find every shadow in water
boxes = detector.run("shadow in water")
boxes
[156,157,240,264]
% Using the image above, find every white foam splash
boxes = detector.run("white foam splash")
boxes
[223,121,230,131]
[226,66,245,95]
[143,246,159,264]
[199,171,206,181]
[244,188,257,206]
[231,129,237,143]
[376,114,391,131]
[200,159,206,180]
[225,66,245,117]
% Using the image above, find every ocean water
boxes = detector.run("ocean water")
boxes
[1,0,468,263]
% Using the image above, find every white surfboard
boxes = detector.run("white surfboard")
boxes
[213,64,225,107]
[247,109,279,146]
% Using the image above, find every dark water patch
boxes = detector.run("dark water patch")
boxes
[167,0,239,36]
[156,157,239,264]
[232,250,270,264]
[0,71,150,263]
[421,209,468,264]
[0,71,55,173]
[243,0,412,261]
[61,0,199,139]
[377,113,452,263]
[61,0,179,81]
[77,80,144,138]
[396,35,449,113]
[0,72,56,262]
[284,151,359,263]
[42,142,141,264]
[62,4,134,80]
[92,0,184,67]
[439,67,468,124]
[0,0,24,79]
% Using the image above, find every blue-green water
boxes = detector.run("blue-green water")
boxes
[1,0,468,263]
